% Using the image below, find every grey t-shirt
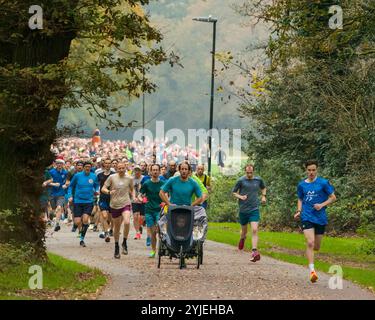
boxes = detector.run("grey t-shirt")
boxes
[232,176,266,213]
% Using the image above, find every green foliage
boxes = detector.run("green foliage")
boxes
[207,174,240,223]
[0,209,46,256]
[257,161,374,234]
[1,0,169,130]
[208,159,375,234]
[226,0,375,234]
[0,1,169,251]
[360,238,375,256]
[0,243,37,273]
[254,158,302,231]
[327,195,375,235]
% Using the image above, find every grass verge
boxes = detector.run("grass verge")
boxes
[207,222,375,292]
[0,252,107,300]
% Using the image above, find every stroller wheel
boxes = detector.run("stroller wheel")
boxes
[157,240,162,269]
[179,246,184,269]
[196,242,202,269]
[199,242,203,265]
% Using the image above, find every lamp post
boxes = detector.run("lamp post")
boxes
[142,88,145,142]
[142,68,145,146]
[193,15,218,176]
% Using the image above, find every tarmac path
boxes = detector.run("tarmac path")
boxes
[46,224,375,300]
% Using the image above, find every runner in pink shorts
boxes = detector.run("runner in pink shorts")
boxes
[102,162,134,259]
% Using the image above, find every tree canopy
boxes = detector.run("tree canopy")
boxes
[0,0,170,253]
[218,0,375,233]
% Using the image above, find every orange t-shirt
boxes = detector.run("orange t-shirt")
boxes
[92,136,101,145]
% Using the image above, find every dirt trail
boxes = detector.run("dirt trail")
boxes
[46,225,374,300]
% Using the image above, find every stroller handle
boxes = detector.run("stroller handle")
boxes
[160,204,198,216]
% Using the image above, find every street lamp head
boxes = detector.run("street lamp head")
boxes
[192,16,218,23]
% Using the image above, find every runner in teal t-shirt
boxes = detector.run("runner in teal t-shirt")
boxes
[139,164,165,258]
[160,162,203,206]
[159,162,204,268]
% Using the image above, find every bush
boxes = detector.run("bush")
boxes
[254,159,301,231]
[207,158,375,235]
[327,195,375,234]
[207,174,240,222]
[0,243,38,272]
[359,237,375,255]
[259,204,297,232]
[327,199,360,234]
[0,208,46,258]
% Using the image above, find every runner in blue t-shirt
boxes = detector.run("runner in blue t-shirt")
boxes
[43,159,69,232]
[97,158,114,243]
[68,162,100,247]
[294,160,336,283]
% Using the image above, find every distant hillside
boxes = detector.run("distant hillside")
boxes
[58,0,269,141]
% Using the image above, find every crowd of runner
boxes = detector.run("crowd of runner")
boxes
[42,130,336,281]
[50,134,204,171]
[41,132,211,264]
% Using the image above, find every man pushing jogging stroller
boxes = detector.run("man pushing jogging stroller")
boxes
[159,162,208,268]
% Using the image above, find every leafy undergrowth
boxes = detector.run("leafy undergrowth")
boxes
[0,247,107,300]
[207,222,375,292]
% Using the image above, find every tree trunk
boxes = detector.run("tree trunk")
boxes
[0,30,76,256]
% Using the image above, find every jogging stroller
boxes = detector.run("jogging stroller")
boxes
[157,205,208,269]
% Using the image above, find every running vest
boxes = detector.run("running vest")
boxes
[203,174,207,187]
